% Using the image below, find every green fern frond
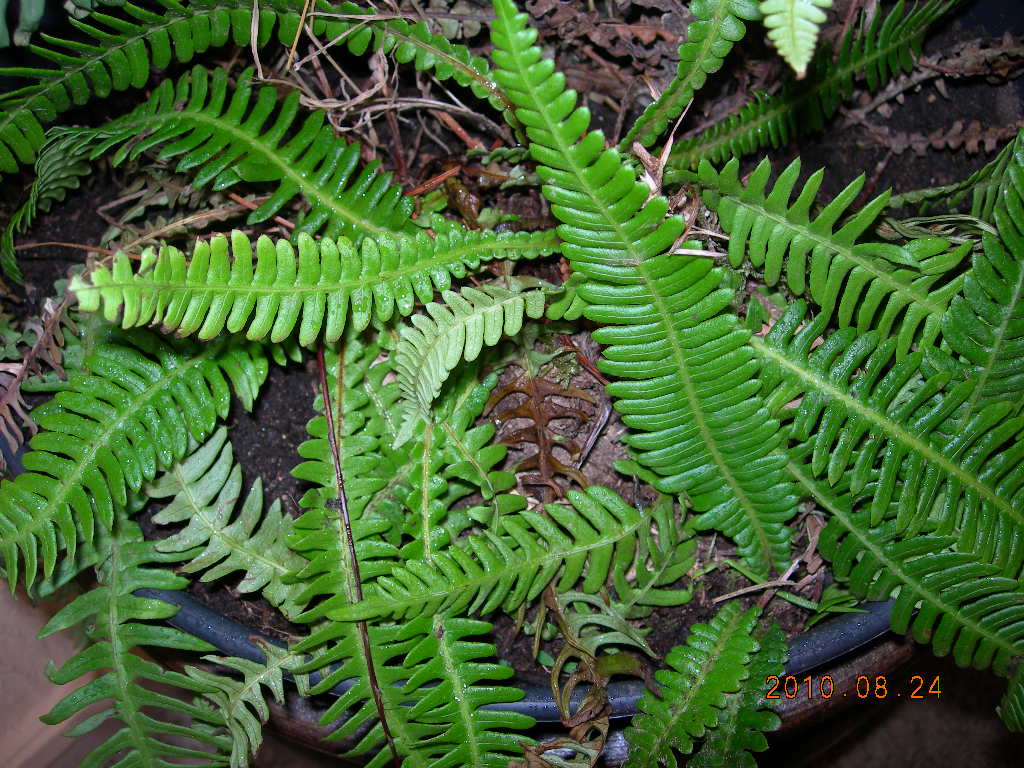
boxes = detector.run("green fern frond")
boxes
[754,301,1024,575]
[888,129,1023,221]
[612,489,696,618]
[556,590,657,657]
[396,615,534,766]
[68,65,415,242]
[187,643,306,768]
[0,331,266,590]
[394,280,548,442]
[328,485,653,622]
[39,520,230,767]
[624,602,761,768]
[696,156,971,354]
[619,0,761,150]
[689,623,786,768]
[937,150,1024,418]
[801,464,1024,676]
[71,227,557,347]
[665,0,955,172]
[145,426,305,619]
[490,0,798,576]
[999,665,1024,732]
[759,0,832,78]
[0,130,93,281]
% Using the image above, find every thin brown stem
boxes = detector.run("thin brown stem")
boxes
[316,346,401,768]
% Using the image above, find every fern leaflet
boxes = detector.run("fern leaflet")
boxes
[759,0,833,78]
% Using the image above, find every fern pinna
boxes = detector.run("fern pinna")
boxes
[490,0,797,577]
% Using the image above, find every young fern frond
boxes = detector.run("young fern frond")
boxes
[490,0,798,576]
[689,623,786,768]
[0,0,512,176]
[394,281,548,444]
[754,301,1024,576]
[619,0,761,150]
[187,643,307,768]
[695,156,971,355]
[145,426,305,619]
[665,0,955,172]
[759,0,832,79]
[0,331,266,590]
[624,602,761,768]
[71,228,558,347]
[800,464,1024,677]
[39,520,230,767]
[328,485,655,622]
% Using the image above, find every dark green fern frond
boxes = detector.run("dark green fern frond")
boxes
[937,151,1024,419]
[39,520,230,767]
[759,0,832,78]
[394,280,548,443]
[0,331,266,590]
[146,426,305,619]
[395,615,534,766]
[0,0,309,177]
[696,157,971,355]
[802,464,1024,676]
[665,0,955,172]
[689,623,786,768]
[70,65,415,242]
[754,301,1024,575]
[490,0,798,576]
[0,129,93,281]
[624,602,761,768]
[71,227,557,347]
[187,643,306,768]
[329,485,654,622]
[999,665,1024,732]
[888,129,1023,220]
[619,0,761,150]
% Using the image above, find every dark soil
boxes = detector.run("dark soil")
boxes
[1,0,1022,721]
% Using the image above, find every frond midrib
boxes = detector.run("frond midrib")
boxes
[789,461,1024,659]
[510,38,774,564]
[102,107,402,238]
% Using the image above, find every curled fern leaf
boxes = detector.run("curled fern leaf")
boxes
[759,0,833,78]
[625,602,761,768]
[39,520,230,767]
[71,228,557,347]
[620,0,761,150]
[697,156,971,354]
[490,0,798,576]
[146,426,304,619]
[394,280,548,443]
[0,331,266,590]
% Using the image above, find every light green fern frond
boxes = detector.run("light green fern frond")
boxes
[394,280,548,443]
[624,602,761,768]
[39,520,230,767]
[187,643,307,768]
[145,426,304,619]
[490,0,798,576]
[71,228,557,347]
[0,331,266,590]
[759,0,833,78]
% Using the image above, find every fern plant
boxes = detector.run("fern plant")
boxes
[1,0,1023,766]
